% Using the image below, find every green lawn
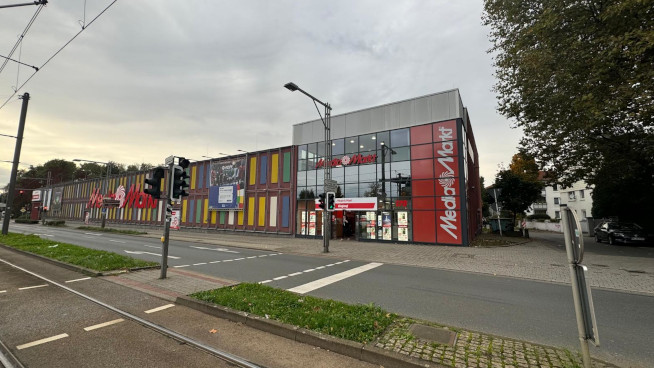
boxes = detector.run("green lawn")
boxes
[192,283,396,343]
[0,233,158,272]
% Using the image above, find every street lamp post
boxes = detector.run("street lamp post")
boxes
[73,158,111,228]
[284,82,332,253]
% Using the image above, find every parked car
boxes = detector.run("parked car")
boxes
[594,221,652,245]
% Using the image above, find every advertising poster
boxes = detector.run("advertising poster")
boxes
[209,158,246,210]
[366,211,376,239]
[397,211,408,242]
[51,187,64,212]
[301,211,307,235]
[382,212,392,240]
[170,210,181,230]
[309,211,316,236]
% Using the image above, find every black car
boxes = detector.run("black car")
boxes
[594,221,652,245]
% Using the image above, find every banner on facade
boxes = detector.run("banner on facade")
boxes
[209,158,246,210]
[170,210,181,230]
[51,187,64,211]
[313,197,378,211]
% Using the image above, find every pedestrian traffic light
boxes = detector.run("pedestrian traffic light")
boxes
[318,193,326,210]
[327,192,336,211]
[144,167,165,199]
[170,159,190,202]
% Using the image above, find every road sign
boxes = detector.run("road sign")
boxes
[324,179,338,192]
[165,155,175,165]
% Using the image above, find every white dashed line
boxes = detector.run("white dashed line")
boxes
[288,262,383,294]
[173,265,190,268]
[0,290,6,293]
[258,255,267,258]
[209,261,221,264]
[109,239,126,244]
[223,260,233,262]
[145,304,175,314]
[247,256,257,259]
[234,258,245,261]
[17,334,69,350]
[65,277,91,283]
[19,284,48,290]
[193,263,207,266]
[316,266,325,270]
[84,319,124,331]
[303,269,315,273]
[143,245,160,249]
[259,280,272,284]
[84,233,102,236]
[288,272,303,276]
[273,276,288,280]
[326,264,334,267]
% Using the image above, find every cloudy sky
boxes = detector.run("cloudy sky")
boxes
[0,0,522,189]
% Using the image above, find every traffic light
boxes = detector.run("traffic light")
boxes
[144,167,165,199]
[327,192,336,211]
[170,158,190,202]
[318,193,326,210]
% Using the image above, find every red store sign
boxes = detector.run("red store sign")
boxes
[87,184,158,209]
[315,153,377,169]
[433,122,462,244]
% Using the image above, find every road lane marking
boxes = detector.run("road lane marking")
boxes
[303,269,315,273]
[84,233,102,236]
[84,319,124,331]
[109,239,126,244]
[0,290,6,293]
[260,280,272,284]
[18,284,48,290]
[288,272,303,276]
[273,276,287,280]
[209,261,221,263]
[235,258,245,261]
[17,334,69,350]
[193,263,207,266]
[124,250,180,259]
[173,265,190,268]
[145,304,175,314]
[223,259,233,262]
[189,246,239,254]
[65,277,91,283]
[143,245,160,249]
[247,256,257,259]
[316,266,325,269]
[288,262,383,294]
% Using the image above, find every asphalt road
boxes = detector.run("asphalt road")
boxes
[6,223,654,368]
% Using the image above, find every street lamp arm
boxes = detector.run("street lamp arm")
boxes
[284,82,330,109]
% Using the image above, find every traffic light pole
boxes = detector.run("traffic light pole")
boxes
[159,161,174,279]
[2,93,29,236]
[323,103,331,253]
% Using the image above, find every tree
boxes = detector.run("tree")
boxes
[483,1,654,202]
[494,169,543,225]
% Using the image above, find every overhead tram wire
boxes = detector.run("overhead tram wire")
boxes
[0,2,45,75]
[0,0,119,111]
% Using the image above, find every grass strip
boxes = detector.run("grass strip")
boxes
[77,226,147,235]
[191,283,396,343]
[0,233,158,271]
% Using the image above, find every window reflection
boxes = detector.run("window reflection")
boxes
[390,128,410,147]
[332,139,344,156]
[359,133,377,152]
[345,136,358,154]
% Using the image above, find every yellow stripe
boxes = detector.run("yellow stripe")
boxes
[211,211,217,224]
[182,199,188,223]
[249,157,256,185]
[191,166,197,189]
[203,199,209,223]
[271,153,279,183]
[248,197,255,225]
[238,210,244,225]
[258,197,265,227]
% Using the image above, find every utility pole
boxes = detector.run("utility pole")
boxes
[2,93,29,235]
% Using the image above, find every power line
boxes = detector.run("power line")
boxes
[0,53,38,71]
[0,3,45,75]
[0,0,120,111]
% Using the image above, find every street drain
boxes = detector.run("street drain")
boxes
[408,324,457,346]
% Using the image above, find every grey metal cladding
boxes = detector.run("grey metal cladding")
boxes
[331,115,347,138]
[291,89,463,145]
[345,109,372,137]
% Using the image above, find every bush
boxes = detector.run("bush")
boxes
[44,220,66,226]
[15,219,38,224]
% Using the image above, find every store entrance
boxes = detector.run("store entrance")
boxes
[332,211,357,240]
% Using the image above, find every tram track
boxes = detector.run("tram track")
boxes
[0,257,263,368]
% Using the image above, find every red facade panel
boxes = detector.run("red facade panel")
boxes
[410,159,434,179]
[410,124,433,145]
[436,210,462,244]
[413,197,435,210]
[412,179,435,197]
[412,210,436,243]
[411,143,433,160]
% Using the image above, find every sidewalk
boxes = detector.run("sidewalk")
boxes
[78,220,654,295]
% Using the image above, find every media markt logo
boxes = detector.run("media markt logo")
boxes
[87,183,158,209]
[315,153,377,168]
[436,125,458,240]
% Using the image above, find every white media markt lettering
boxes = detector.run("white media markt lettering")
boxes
[437,126,458,239]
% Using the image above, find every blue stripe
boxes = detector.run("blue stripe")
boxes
[282,196,290,228]
[260,156,268,184]
[198,164,204,189]
[189,199,195,223]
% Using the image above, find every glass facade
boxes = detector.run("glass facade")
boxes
[296,120,464,245]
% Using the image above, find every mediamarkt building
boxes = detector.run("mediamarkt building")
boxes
[33,89,482,246]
